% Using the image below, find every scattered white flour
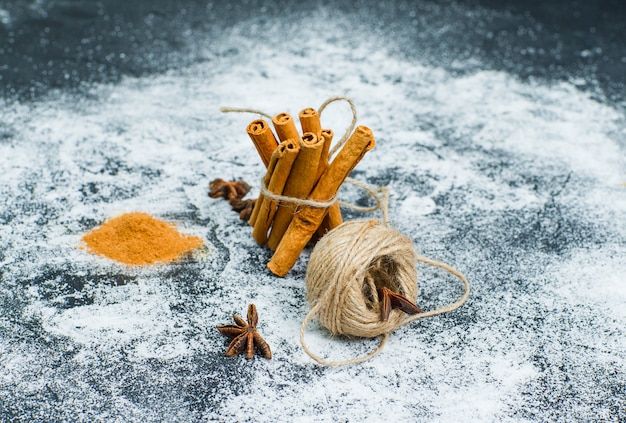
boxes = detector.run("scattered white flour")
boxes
[0,4,624,423]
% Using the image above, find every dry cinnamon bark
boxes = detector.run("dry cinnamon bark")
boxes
[249,148,283,227]
[317,128,334,181]
[314,128,342,237]
[320,202,343,233]
[267,125,375,276]
[266,132,324,251]
[299,107,331,186]
[251,139,300,245]
[272,112,301,143]
[299,108,322,137]
[246,119,279,168]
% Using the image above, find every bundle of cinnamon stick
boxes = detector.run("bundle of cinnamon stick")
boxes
[243,107,375,277]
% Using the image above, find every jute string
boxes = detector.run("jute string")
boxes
[219,106,274,121]
[301,218,470,366]
[257,176,389,223]
[222,96,372,215]
[222,97,470,366]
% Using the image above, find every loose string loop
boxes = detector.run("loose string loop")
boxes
[300,251,471,366]
[317,96,358,159]
[342,177,390,225]
[300,301,390,366]
[221,95,358,162]
[407,256,471,322]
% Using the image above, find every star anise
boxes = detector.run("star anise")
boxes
[364,256,423,322]
[229,198,256,221]
[378,286,423,322]
[216,304,272,359]
[208,178,251,202]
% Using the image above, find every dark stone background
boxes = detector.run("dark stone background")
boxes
[1,1,624,421]
[1,0,625,107]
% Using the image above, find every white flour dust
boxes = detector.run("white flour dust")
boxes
[1,6,624,423]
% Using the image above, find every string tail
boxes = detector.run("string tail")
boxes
[342,177,390,224]
[300,304,389,367]
[407,255,471,321]
[220,106,274,120]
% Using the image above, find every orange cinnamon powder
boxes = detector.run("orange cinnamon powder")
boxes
[82,212,203,265]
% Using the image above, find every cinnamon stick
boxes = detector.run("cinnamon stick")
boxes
[321,202,343,233]
[266,132,324,251]
[314,128,340,237]
[316,128,334,181]
[299,108,322,137]
[251,139,300,245]
[246,119,279,168]
[272,113,301,143]
[267,126,375,276]
[249,147,282,227]
[299,108,331,182]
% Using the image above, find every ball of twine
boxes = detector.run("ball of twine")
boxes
[306,219,418,338]
[301,219,470,366]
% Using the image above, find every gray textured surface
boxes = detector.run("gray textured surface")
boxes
[1,1,625,421]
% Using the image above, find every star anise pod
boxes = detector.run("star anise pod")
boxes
[378,287,423,322]
[365,257,423,322]
[216,304,272,359]
[229,198,256,221]
[208,178,251,202]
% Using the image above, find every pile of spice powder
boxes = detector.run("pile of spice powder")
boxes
[82,212,203,265]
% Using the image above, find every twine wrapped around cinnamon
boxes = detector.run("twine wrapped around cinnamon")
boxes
[267,125,375,276]
[221,97,368,276]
